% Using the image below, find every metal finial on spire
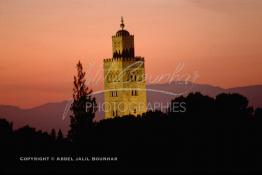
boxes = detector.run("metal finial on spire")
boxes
[120,16,125,30]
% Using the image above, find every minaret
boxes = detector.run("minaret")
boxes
[112,17,135,59]
[103,17,147,119]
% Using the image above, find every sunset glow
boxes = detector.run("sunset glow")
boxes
[1,0,262,108]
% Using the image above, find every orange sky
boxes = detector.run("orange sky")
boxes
[0,0,262,108]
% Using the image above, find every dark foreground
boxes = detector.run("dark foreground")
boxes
[1,93,262,173]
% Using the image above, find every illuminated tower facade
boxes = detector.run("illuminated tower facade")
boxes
[103,17,147,119]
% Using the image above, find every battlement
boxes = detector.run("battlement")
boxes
[112,34,134,39]
[103,57,144,62]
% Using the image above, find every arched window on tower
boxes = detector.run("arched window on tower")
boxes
[129,74,133,81]
[111,91,118,97]
[131,90,138,96]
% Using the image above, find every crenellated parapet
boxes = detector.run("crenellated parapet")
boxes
[104,57,144,62]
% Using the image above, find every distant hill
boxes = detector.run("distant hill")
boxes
[147,82,262,110]
[0,82,261,133]
[0,101,69,133]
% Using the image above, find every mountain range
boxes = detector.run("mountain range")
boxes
[0,82,261,133]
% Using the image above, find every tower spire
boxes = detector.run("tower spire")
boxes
[120,16,125,30]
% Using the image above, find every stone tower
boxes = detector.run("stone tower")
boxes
[103,17,147,119]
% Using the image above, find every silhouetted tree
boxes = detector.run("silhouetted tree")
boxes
[0,118,13,139]
[215,93,252,121]
[67,61,97,143]
[50,129,56,141]
[57,129,64,142]
[255,108,262,120]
